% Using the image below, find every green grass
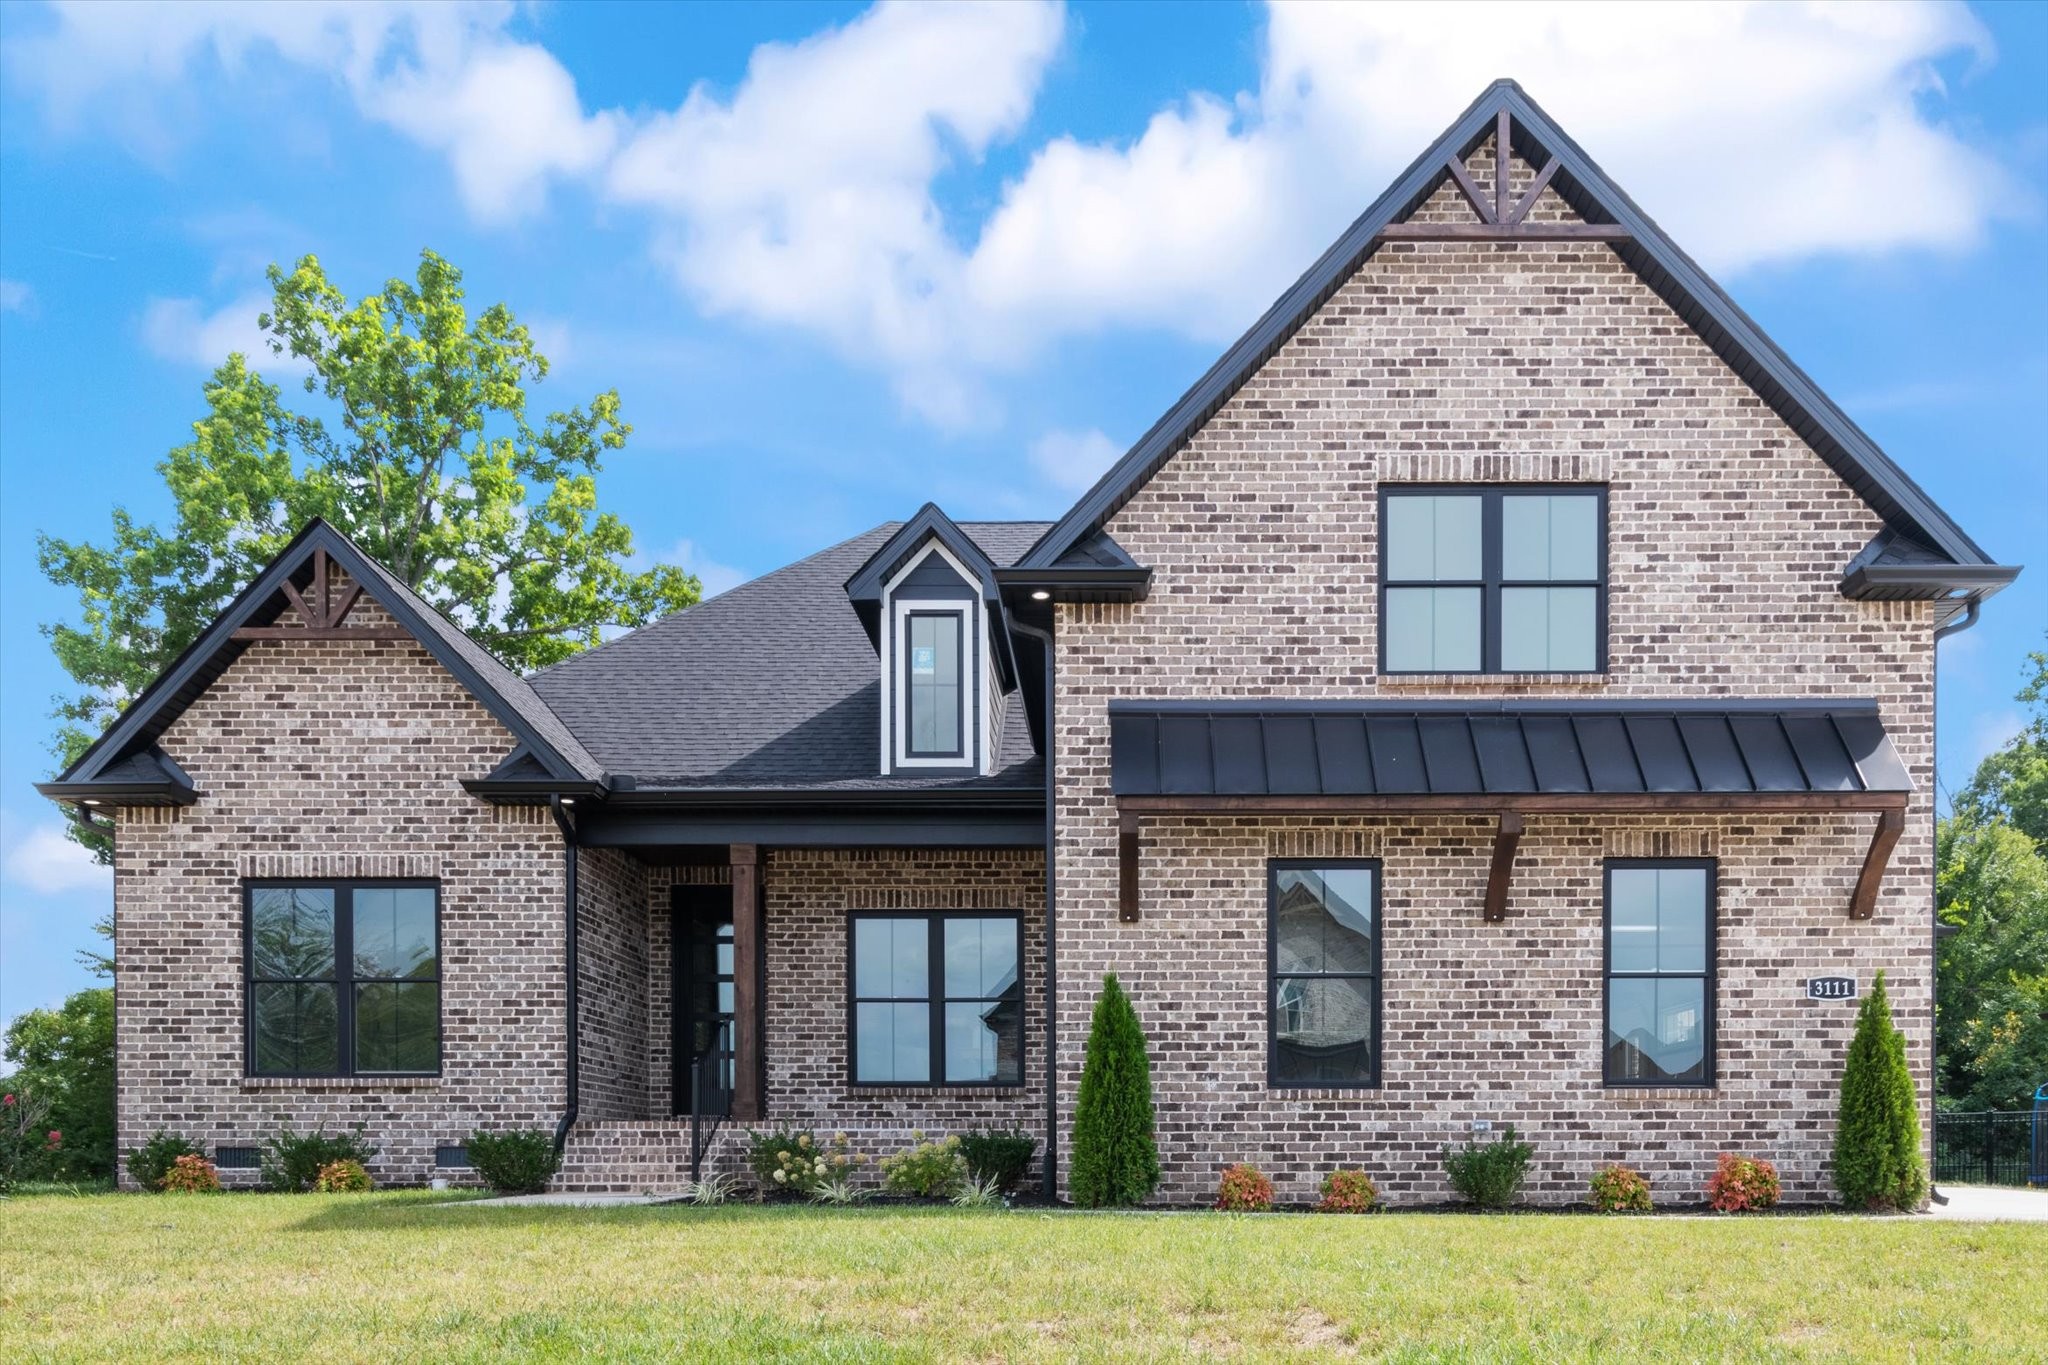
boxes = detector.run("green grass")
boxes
[2,1193,2042,1361]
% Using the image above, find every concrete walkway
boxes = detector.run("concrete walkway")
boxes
[434,1191,688,1208]
[1928,1184,2048,1222]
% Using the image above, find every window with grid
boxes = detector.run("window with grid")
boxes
[851,913,1022,1085]
[1604,861,1713,1087]
[1269,861,1381,1087]
[246,882,440,1077]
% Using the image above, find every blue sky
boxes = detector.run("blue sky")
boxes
[2,1,2043,1029]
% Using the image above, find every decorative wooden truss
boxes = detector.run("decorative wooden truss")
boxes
[230,547,410,640]
[1376,110,1632,243]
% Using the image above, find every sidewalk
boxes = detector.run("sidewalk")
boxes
[1928,1184,2048,1222]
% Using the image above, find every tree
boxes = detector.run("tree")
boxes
[1068,973,1160,1207]
[1833,971,1927,1210]
[1936,815,2048,1112]
[1,988,116,1183]
[1952,639,2048,852]
[40,250,699,860]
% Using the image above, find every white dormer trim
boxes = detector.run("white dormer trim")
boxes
[879,540,991,776]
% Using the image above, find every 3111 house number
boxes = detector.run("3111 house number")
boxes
[1807,976,1858,1001]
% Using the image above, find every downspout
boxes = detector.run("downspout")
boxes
[549,795,580,1156]
[1926,594,1982,1199]
[1011,617,1058,1200]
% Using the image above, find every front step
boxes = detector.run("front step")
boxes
[555,1119,744,1194]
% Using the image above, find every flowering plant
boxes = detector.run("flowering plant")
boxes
[0,1085,56,1194]
[1214,1162,1275,1212]
[745,1126,865,1198]
[1315,1169,1380,1214]
[160,1154,223,1194]
[1589,1163,1652,1213]
[1707,1153,1780,1213]
[881,1132,967,1198]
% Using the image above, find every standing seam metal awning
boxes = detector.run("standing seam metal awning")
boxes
[1106,701,1910,924]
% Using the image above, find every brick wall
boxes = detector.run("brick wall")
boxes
[112,580,568,1188]
[577,845,650,1120]
[1051,138,1935,1205]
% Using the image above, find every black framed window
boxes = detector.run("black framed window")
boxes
[904,611,964,758]
[1603,860,1714,1087]
[246,881,440,1077]
[850,912,1021,1085]
[1269,860,1381,1087]
[1380,485,1606,674]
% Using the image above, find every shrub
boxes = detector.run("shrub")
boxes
[1834,970,1928,1211]
[746,1128,864,1198]
[1214,1163,1275,1212]
[1,1087,57,1194]
[1707,1153,1781,1212]
[1316,1169,1380,1214]
[314,1159,373,1193]
[1441,1126,1533,1209]
[126,1129,204,1192]
[951,1174,1007,1210]
[1589,1163,1652,1213]
[959,1128,1038,1194]
[465,1129,561,1195]
[158,1153,222,1194]
[1069,974,1161,1208]
[882,1132,967,1198]
[260,1124,378,1193]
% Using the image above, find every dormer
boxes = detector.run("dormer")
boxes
[845,504,1016,777]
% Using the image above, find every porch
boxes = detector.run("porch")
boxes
[557,839,1047,1193]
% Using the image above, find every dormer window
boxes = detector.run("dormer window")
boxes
[904,611,964,759]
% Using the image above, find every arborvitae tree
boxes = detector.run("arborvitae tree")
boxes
[1068,973,1160,1207]
[1833,970,1928,1210]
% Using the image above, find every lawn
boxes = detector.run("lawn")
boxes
[2,1193,2041,1361]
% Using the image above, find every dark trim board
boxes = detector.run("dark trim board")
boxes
[577,805,1046,850]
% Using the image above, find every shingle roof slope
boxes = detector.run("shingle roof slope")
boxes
[532,522,1051,789]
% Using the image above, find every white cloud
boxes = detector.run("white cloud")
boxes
[3,822,111,896]
[8,0,2021,427]
[645,539,751,600]
[1029,428,1121,493]
[4,0,608,222]
[139,291,301,374]
[0,279,35,315]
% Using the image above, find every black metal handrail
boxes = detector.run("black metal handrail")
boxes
[689,1019,733,1183]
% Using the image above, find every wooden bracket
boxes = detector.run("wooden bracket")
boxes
[1376,106,1628,244]
[232,548,389,640]
[1849,807,1906,920]
[1118,809,1141,922]
[1483,812,1524,922]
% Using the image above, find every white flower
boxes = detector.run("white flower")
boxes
[772,1169,787,1183]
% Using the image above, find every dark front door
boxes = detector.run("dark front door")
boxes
[671,885,734,1117]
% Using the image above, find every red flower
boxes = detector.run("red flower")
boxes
[47,1129,62,1146]
[2,1093,14,1105]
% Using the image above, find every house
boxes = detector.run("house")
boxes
[42,82,2020,1204]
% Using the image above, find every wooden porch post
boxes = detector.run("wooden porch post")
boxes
[730,843,763,1121]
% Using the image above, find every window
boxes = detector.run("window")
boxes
[1380,486,1605,673]
[850,913,1022,1085]
[245,881,440,1077]
[903,611,964,758]
[1268,861,1381,1087]
[1604,861,1713,1087]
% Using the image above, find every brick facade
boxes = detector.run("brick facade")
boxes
[112,584,568,1188]
[1049,138,1934,1205]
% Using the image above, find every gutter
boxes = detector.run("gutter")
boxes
[549,794,580,1156]
[1010,617,1059,1201]
[1928,588,1986,1189]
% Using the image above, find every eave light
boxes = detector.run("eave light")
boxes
[1030,590,1051,602]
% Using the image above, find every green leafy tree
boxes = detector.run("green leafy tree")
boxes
[1952,639,2048,851]
[1936,815,2048,1111]
[1068,973,1160,1208]
[40,249,699,860]
[1,987,116,1183]
[1833,971,1927,1210]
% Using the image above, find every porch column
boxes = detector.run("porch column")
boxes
[730,843,763,1121]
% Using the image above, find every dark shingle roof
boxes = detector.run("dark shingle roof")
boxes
[531,522,1051,790]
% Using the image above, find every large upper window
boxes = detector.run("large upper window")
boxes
[1604,861,1713,1087]
[246,881,440,1077]
[1380,486,1605,674]
[903,611,964,759]
[851,913,1021,1086]
[1269,861,1380,1087]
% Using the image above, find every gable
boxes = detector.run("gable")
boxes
[1018,80,2016,615]
[41,520,601,807]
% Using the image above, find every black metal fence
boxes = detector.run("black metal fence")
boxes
[1933,1110,2040,1187]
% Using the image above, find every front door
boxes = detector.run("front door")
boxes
[670,885,734,1117]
